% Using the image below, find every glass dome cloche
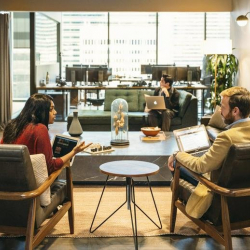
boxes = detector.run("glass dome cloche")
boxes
[110,98,129,146]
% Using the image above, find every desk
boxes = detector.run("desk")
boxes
[37,84,81,112]
[90,160,162,250]
[37,83,209,114]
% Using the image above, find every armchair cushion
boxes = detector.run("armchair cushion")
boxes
[178,90,192,118]
[30,154,51,207]
[208,105,227,130]
[104,89,139,111]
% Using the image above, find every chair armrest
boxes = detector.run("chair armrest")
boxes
[200,115,212,126]
[0,162,70,201]
[175,161,250,198]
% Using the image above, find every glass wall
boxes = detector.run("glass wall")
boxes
[62,12,230,78]
[158,12,204,66]
[12,12,30,100]
[35,13,57,65]
[11,11,230,109]
[62,12,108,76]
[109,12,156,77]
[206,12,230,39]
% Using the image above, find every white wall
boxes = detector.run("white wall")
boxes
[232,0,250,90]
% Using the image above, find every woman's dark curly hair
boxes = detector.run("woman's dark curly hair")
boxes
[3,93,53,143]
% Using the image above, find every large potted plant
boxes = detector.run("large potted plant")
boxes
[205,54,239,109]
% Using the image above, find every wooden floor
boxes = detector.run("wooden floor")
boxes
[1,123,250,249]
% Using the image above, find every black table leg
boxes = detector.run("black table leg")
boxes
[90,175,126,233]
[129,178,138,250]
[90,175,161,250]
[131,177,162,229]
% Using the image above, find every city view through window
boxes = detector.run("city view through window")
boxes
[12,11,230,106]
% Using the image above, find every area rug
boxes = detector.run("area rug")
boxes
[45,185,250,238]
[1,186,250,238]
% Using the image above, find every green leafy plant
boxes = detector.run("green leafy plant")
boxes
[205,54,239,109]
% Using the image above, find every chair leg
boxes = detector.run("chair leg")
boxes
[66,167,74,234]
[170,195,177,232]
[170,167,180,233]
[221,196,233,250]
[25,199,36,250]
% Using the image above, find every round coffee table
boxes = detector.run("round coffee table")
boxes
[90,160,162,250]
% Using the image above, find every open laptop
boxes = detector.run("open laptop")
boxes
[145,96,166,110]
[173,125,211,157]
[52,134,80,166]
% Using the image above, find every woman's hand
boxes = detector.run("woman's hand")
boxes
[73,141,92,154]
[61,141,93,165]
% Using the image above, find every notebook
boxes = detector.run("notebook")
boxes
[173,125,211,157]
[52,134,80,166]
[145,96,166,110]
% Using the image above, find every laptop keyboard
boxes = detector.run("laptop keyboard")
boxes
[191,150,208,157]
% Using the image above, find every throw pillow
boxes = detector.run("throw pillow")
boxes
[208,105,227,129]
[144,94,151,112]
[185,182,213,219]
[30,154,51,207]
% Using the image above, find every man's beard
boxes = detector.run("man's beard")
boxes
[222,110,235,125]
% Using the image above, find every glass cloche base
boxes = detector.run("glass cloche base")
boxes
[110,139,130,146]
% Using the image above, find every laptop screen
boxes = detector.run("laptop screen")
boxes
[52,135,79,160]
[174,125,211,153]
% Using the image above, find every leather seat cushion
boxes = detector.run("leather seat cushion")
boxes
[171,178,196,204]
[36,179,67,228]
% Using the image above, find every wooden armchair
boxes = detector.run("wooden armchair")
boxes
[0,144,74,250]
[170,143,250,250]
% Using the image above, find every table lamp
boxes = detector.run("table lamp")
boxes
[203,39,232,108]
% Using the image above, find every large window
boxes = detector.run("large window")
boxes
[158,13,204,66]
[35,13,57,65]
[62,12,230,79]
[109,13,156,77]
[62,13,108,76]
[12,12,30,100]
[206,12,230,39]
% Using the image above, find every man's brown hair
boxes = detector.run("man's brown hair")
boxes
[220,86,250,118]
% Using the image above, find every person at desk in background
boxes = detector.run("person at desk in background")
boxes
[148,75,180,131]
[168,86,250,218]
[1,93,92,175]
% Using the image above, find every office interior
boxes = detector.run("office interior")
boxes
[1,0,250,249]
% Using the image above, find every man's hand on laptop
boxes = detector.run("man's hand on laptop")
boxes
[73,141,93,154]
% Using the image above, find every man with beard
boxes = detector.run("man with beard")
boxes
[168,86,250,217]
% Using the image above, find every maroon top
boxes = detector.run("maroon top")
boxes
[0,123,63,175]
